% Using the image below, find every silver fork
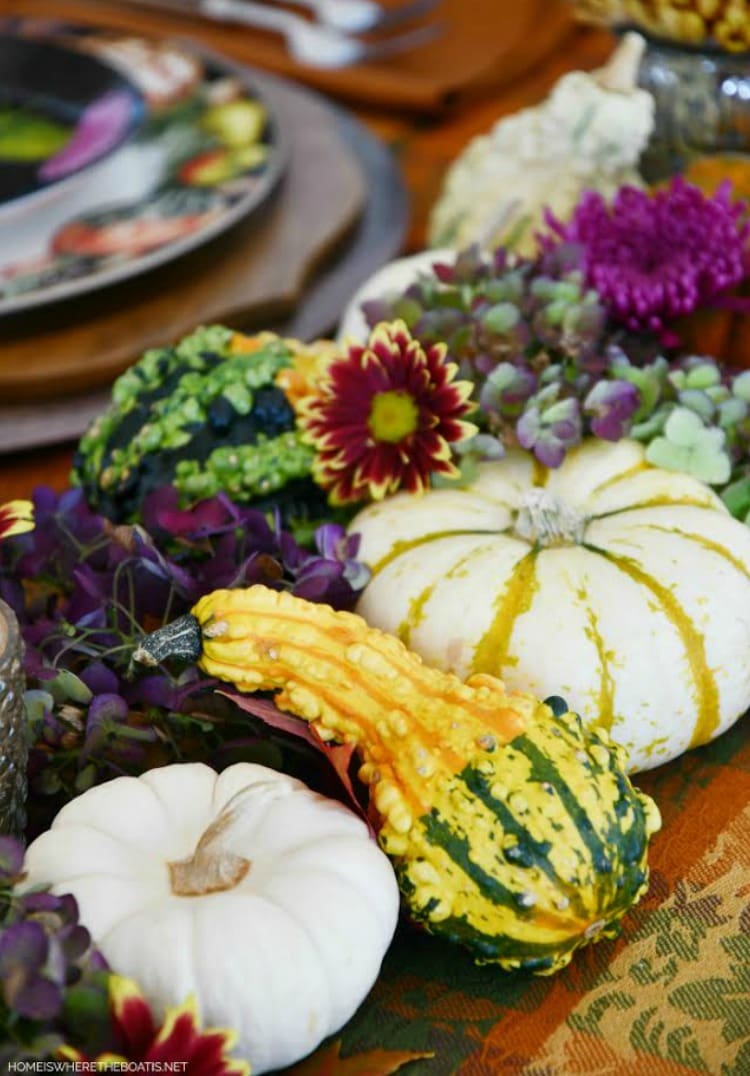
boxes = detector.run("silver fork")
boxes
[259,0,440,34]
[201,0,442,67]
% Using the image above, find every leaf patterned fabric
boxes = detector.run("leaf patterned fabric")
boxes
[281,714,750,1075]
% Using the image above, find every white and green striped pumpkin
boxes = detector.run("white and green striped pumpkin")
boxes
[351,439,750,772]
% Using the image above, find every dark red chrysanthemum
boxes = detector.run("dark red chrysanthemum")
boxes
[59,975,249,1075]
[0,500,33,542]
[298,320,476,504]
[541,178,750,335]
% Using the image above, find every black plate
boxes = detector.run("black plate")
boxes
[0,34,143,206]
[0,73,408,452]
[0,31,285,317]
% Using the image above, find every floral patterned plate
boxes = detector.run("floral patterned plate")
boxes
[0,28,285,317]
[0,34,144,210]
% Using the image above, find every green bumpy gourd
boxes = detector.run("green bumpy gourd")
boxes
[72,325,324,524]
[135,584,662,974]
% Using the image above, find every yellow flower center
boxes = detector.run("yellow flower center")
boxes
[368,390,419,443]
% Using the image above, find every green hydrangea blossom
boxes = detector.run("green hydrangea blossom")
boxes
[646,407,732,485]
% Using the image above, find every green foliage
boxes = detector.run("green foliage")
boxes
[646,408,732,485]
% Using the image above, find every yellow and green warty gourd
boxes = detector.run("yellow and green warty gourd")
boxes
[135,584,661,974]
[350,439,750,772]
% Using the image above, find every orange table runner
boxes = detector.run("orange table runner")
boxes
[327,724,750,1074]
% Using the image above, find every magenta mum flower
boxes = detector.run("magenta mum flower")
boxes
[542,179,750,335]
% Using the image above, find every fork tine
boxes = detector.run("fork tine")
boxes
[372,0,443,32]
[359,19,444,60]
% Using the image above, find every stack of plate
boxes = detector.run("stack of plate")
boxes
[0,23,408,450]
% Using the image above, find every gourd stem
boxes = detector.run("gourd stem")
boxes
[168,796,251,896]
[133,614,203,666]
[514,489,586,547]
[595,32,645,93]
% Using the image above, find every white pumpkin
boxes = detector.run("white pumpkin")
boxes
[350,439,750,772]
[428,34,654,254]
[337,248,455,344]
[22,762,399,1073]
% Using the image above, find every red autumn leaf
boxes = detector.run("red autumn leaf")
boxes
[218,691,371,829]
[283,1040,434,1076]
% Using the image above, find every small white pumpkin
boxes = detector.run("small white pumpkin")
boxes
[337,248,455,344]
[428,34,654,255]
[22,762,399,1073]
[350,439,750,772]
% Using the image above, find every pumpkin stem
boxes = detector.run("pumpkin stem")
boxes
[514,489,586,547]
[168,798,251,897]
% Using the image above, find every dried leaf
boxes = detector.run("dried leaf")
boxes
[219,691,320,747]
[218,691,371,828]
[284,1040,434,1076]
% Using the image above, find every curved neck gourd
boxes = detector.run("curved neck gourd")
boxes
[136,586,537,837]
[135,584,659,974]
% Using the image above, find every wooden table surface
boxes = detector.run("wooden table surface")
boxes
[0,3,613,502]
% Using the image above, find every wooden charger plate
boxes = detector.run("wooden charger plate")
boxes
[0,85,409,454]
[0,66,366,403]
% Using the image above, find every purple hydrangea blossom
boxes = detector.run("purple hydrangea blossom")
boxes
[0,837,24,886]
[479,363,538,417]
[292,524,370,604]
[583,379,641,440]
[0,920,61,1020]
[0,839,111,1055]
[517,393,583,468]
